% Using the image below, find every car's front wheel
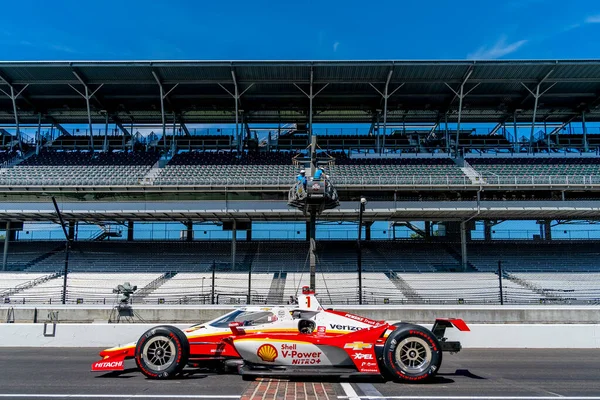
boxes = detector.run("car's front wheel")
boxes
[382,324,442,383]
[135,325,189,379]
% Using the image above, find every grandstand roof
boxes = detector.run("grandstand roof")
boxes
[1,60,600,125]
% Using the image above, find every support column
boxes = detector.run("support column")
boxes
[306,221,310,241]
[2,221,10,271]
[233,72,240,147]
[36,113,42,155]
[127,220,134,241]
[544,219,552,241]
[582,111,588,152]
[84,86,94,151]
[456,84,464,156]
[309,69,313,139]
[309,211,317,291]
[369,71,403,154]
[529,83,540,154]
[10,87,22,151]
[445,113,449,153]
[103,113,109,152]
[172,112,177,154]
[68,221,76,241]
[152,71,179,151]
[186,221,193,242]
[294,69,329,142]
[520,70,555,153]
[365,222,372,241]
[219,72,254,152]
[68,74,103,151]
[445,68,476,156]
[159,84,166,149]
[247,224,252,241]
[484,220,493,241]
[460,221,468,271]
[513,112,519,152]
[424,221,431,240]
[0,84,29,152]
[382,71,391,153]
[231,220,237,270]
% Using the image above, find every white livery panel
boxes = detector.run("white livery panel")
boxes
[233,339,352,367]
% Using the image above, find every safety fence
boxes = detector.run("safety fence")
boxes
[2,268,599,306]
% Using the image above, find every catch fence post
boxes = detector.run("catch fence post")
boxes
[498,260,504,305]
[211,261,216,305]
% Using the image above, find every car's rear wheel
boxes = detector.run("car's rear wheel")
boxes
[135,325,189,379]
[382,324,442,383]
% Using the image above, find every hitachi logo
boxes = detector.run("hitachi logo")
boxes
[95,361,123,368]
[329,323,361,331]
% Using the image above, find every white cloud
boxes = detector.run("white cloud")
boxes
[468,36,528,60]
[333,41,340,52]
[50,44,77,54]
[585,14,600,23]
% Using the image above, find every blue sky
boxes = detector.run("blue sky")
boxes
[1,0,600,61]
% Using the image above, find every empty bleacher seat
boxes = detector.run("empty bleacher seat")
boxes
[0,150,160,186]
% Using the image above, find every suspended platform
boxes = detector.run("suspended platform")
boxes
[288,177,340,214]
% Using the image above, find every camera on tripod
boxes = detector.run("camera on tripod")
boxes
[108,282,145,323]
[113,282,137,305]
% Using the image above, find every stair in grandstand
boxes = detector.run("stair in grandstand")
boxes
[384,271,424,303]
[140,158,164,185]
[361,244,395,270]
[241,244,257,271]
[21,243,66,271]
[0,148,36,170]
[445,245,478,271]
[265,272,287,304]
[503,272,565,303]
[459,159,483,184]
[0,271,62,298]
[91,224,123,241]
[132,271,178,300]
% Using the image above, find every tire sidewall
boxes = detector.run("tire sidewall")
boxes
[383,324,442,383]
[135,325,189,379]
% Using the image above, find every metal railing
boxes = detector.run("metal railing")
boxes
[1,174,600,188]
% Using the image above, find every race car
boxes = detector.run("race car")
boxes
[92,286,469,382]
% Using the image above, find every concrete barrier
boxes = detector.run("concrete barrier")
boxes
[0,323,598,348]
[1,304,599,324]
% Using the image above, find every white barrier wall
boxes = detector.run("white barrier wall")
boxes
[1,323,599,348]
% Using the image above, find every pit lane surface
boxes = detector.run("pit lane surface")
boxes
[0,348,599,399]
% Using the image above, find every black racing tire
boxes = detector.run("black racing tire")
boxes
[135,325,190,379]
[382,324,442,383]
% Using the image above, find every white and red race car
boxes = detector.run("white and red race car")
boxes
[92,287,469,382]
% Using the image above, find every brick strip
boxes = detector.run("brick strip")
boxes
[241,379,337,400]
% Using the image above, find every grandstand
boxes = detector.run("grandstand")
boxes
[1,60,600,306]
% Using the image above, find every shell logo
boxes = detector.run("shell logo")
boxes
[256,344,278,362]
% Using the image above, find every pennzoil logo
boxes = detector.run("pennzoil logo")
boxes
[256,344,278,362]
[344,342,373,350]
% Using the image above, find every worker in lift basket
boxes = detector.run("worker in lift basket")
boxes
[313,167,328,180]
[297,169,307,191]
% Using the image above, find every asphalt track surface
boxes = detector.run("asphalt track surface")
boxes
[0,348,599,399]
